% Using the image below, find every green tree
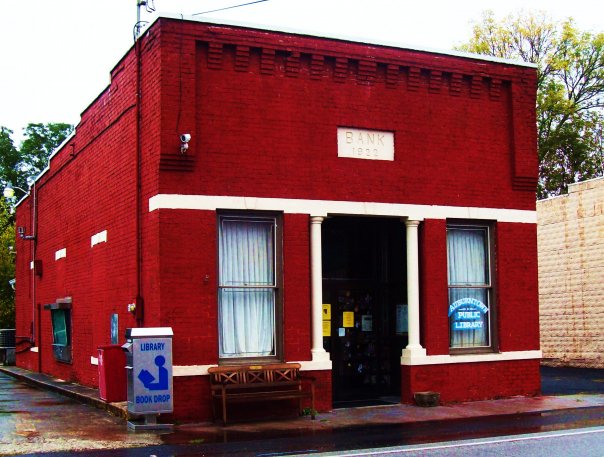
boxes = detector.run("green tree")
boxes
[458,11,604,198]
[0,123,74,201]
[0,127,22,200]
[0,122,73,328]
[0,199,15,328]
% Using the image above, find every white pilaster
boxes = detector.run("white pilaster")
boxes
[402,219,426,363]
[310,216,330,362]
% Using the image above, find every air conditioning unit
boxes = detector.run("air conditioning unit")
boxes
[0,329,16,366]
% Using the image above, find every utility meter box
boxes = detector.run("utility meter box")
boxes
[123,327,173,415]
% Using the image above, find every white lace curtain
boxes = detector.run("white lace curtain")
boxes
[219,217,275,358]
[447,227,490,348]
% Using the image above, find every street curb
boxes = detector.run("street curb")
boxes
[0,366,129,420]
[2,365,604,433]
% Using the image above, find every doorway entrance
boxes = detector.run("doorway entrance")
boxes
[322,217,407,407]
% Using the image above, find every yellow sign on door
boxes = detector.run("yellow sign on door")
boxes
[322,304,331,320]
[322,320,331,337]
[343,311,354,328]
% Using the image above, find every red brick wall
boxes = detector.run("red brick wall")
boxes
[155,19,536,212]
[420,219,449,355]
[307,369,332,412]
[169,376,211,422]
[14,18,539,421]
[14,25,163,386]
[14,199,36,371]
[283,214,311,361]
[496,222,540,352]
[401,359,541,403]
[157,209,218,366]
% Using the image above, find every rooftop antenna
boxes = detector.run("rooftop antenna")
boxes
[134,0,155,40]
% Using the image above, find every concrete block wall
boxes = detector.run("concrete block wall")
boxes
[538,178,604,368]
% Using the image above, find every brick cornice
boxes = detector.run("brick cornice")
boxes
[162,18,531,84]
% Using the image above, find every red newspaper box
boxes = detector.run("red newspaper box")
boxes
[98,344,127,402]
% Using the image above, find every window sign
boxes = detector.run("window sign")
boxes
[396,304,408,334]
[322,320,331,337]
[447,225,491,349]
[111,314,119,344]
[322,304,331,320]
[361,315,372,332]
[448,298,488,331]
[343,311,354,327]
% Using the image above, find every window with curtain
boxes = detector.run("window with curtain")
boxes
[218,214,280,360]
[447,225,492,349]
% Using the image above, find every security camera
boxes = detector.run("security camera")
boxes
[180,134,191,143]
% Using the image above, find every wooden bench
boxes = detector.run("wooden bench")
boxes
[208,363,316,424]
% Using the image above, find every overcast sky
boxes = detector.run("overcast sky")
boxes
[1,0,603,142]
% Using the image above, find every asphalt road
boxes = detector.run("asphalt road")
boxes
[541,366,604,395]
[287,427,604,457]
[23,405,604,457]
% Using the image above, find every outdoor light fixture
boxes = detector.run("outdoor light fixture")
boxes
[3,182,28,199]
[17,226,35,241]
[3,183,15,198]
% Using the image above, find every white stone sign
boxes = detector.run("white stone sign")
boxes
[337,128,394,161]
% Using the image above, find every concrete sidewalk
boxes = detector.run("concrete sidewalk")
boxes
[0,365,129,420]
[2,364,604,454]
[3,364,604,430]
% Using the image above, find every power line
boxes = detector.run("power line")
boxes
[192,0,269,16]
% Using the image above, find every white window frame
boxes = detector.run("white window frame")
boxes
[217,212,282,362]
[446,223,495,352]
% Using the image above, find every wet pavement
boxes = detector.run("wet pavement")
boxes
[1,366,604,456]
[0,371,162,455]
[541,366,604,395]
[18,405,604,457]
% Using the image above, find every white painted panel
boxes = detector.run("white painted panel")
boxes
[337,128,394,161]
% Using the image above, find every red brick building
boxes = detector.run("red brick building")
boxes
[14,16,541,421]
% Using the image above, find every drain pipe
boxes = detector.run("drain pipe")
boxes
[134,5,144,327]
[32,181,40,371]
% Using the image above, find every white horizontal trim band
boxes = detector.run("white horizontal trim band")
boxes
[173,360,332,377]
[149,194,536,223]
[173,351,540,376]
[401,350,542,366]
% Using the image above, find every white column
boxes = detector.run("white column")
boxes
[402,219,426,363]
[310,216,330,363]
